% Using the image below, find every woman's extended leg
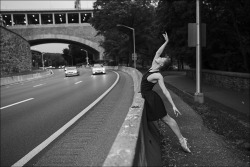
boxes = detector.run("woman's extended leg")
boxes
[161,114,191,152]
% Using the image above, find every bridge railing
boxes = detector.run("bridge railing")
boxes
[0,9,93,27]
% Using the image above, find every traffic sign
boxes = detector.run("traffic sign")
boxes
[188,23,206,47]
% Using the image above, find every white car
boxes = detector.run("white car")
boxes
[65,66,80,77]
[91,64,106,74]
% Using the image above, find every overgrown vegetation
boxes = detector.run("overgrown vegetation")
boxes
[164,81,250,163]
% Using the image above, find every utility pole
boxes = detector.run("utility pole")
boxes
[194,0,204,103]
[81,49,89,65]
[42,52,45,70]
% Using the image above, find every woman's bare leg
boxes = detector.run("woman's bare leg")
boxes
[161,114,191,152]
[161,114,183,139]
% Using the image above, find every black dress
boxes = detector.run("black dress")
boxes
[140,70,167,121]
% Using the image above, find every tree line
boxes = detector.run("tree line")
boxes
[88,0,249,73]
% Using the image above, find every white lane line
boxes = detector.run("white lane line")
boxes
[11,71,120,167]
[0,98,34,110]
[75,81,82,85]
[33,83,45,87]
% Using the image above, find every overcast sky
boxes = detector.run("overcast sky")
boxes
[1,0,95,54]
[1,0,95,10]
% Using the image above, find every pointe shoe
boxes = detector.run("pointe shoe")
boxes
[179,137,191,153]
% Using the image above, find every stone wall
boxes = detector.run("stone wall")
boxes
[0,26,32,76]
[186,69,250,94]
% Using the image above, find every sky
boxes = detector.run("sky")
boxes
[1,1,95,10]
[1,0,96,54]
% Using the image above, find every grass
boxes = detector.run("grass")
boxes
[164,80,250,164]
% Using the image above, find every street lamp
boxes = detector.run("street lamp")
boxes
[81,49,89,66]
[117,24,136,68]
[41,52,45,70]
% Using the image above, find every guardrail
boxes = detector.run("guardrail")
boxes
[0,70,52,86]
[103,66,162,166]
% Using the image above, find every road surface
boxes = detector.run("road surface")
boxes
[1,68,133,166]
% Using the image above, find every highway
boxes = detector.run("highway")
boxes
[0,68,134,166]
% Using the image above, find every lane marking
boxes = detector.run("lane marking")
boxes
[12,71,120,167]
[0,98,34,110]
[33,83,45,88]
[75,81,82,85]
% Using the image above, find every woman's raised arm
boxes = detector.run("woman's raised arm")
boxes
[153,32,169,61]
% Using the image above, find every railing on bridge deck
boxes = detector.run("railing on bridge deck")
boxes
[0,9,93,27]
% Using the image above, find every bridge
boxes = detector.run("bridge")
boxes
[0,9,104,60]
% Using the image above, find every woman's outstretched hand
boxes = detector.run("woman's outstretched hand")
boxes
[162,32,169,43]
[173,106,182,117]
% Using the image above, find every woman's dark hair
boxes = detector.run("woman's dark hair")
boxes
[159,57,171,71]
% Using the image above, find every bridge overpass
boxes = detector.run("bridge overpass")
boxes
[0,9,104,60]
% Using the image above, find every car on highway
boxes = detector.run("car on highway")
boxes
[91,64,106,75]
[65,66,80,77]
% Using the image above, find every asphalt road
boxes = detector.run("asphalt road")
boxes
[0,68,132,167]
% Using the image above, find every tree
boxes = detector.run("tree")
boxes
[202,0,250,72]
[155,0,196,70]
[62,48,70,66]
[90,0,160,67]
[155,0,249,72]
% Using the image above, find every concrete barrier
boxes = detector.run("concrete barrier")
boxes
[0,70,52,86]
[103,66,162,167]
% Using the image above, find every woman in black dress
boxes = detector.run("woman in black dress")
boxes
[141,32,191,153]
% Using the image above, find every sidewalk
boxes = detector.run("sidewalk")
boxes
[153,71,249,166]
[163,71,249,116]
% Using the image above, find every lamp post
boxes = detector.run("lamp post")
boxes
[117,24,136,69]
[194,0,204,103]
[41,52,45,70]
[81,49,89,66]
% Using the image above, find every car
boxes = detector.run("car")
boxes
[65,66,80,77]
[91,64,106,74]
[47,66,55,69]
